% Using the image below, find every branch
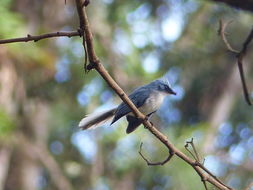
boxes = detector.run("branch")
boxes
[218,19,252,105]
[0,31,81,44]
[185,138,201,162]
[138,142,174,166]
[74,1,233,190]
[218,20,239,53]
[185,139,232,190]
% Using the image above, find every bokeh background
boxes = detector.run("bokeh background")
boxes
[0,0,253,189]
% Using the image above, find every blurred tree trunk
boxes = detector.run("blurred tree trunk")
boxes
[0,50,72,190]
[114,173,135,190]
[0,48,42,190]
[0,146,12,190]
[203,60,249,153]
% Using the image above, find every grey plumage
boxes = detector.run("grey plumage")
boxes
[79,78,176,133]
[111,84,152,125]
[79,108,116,130]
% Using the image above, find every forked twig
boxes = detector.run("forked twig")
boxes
[0,2,235,190]
[139,142,174,166]
[185,138,233,190]
[185,138,201,162]
[74,2,233,189]
[218,20,239,53]
[218,19,253,105]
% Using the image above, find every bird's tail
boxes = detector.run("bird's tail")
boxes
[78,108,116,130]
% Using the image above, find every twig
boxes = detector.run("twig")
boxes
[0,2,234,190]
[74,1,233,190]
[218,20,239,53]
[185,139,232,190]
[138,142,174,166]
[185,139,209,190]
[0,31,81,44]
[185,138,201,162]
[218,19,252,105]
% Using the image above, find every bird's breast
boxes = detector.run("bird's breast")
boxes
[138,91,167,115]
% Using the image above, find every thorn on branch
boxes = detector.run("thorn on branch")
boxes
[138,142,174,166]
[202,158,206,165]
[218,19,252,106]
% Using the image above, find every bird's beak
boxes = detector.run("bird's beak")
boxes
[171,90,177,95]
[168,87,177,95]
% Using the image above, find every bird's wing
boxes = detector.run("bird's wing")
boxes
[111,87,150,124]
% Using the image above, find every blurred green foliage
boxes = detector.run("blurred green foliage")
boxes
[0,0,253,190]
[0,109,15,137]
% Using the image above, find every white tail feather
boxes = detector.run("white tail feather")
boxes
[79,108,116,130]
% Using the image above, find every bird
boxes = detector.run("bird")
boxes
[78,78,176,134]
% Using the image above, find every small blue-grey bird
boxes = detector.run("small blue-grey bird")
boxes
[78,78,176,133]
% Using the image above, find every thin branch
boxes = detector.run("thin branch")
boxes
[218,19,252,105]
[185,138,201,162]
[185,139,232,190]
[237,54,252,105]
[0,2,234,190]
[138,142,174,166]
[218,20,239,53]
[0,31,81,44]
[74,1,233,190]
[202,179,209,190]
[241,27,253,53]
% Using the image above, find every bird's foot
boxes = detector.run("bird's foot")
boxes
[144,116,153,128]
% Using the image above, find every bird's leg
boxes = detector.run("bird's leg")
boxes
[144,116,150,128]
[144,111,156,127]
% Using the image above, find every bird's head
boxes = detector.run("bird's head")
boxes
[156,78,176,95]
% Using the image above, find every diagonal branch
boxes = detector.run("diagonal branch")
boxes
[74,1,233,190]
[0,31,81,44]
[185,139,232,190]
[0,1,235,190]
[218,19,252,105]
